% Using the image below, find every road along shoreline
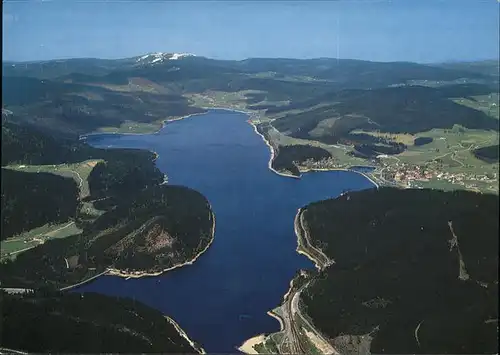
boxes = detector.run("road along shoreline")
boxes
[238,208,337,354]
[247,120,300,179]
[294,207,333,270]
[294,208,323,270]
[164,315,207,354]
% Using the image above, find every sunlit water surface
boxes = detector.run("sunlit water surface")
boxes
[77,109,375,352]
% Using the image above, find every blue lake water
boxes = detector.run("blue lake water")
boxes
[78,109,375,353]
[349,165,376,173]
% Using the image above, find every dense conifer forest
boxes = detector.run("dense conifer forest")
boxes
[473,144,499,163]
[0,184,213,289]
[1,104,214,290]
[1,169,79,239]
[1,53,498,354]
[0,290,200,353]
[272,145,332,175]
[300,188,498,354]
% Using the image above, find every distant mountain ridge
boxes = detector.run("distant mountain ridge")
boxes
[3,53,494,80]
[134,52,196,65]
[2,54,498,191]
[1,51,498,353]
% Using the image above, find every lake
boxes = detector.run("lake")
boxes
[78,109,375,353]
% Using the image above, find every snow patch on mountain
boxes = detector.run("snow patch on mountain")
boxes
[135,52,195,64]
[170,53,193,60]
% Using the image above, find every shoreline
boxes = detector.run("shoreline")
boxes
[238,208,329,354]
[160,111,209,130]
[236,267,293,354]
[60,210,216,353]
[78,105,377,354]
[281,276,297,303]
[79,111,209,139]
[59,269,110,292]
[107,209,216,279]
[245,118,381,187]
[74,110,217,282]
[79,106,380,190]
[246,120,301,180]
[61,209,215,285]
[164,315,206,354]
[237,334,266,354]
[298,166,380,188]
[79,107,255,140]
[293,208,323,270]
[201,106,253,115]
[267,310,285,331]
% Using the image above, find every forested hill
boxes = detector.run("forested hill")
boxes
[3,56,498,193]
[0,131,213,355]
[2,56,494,138]
[2,118,160,168]
[1,119,214,288]
[1,60,217,354]
[300,187,498,354]
[1,119,164,240]
[2,118,96,165]
[1,97,214,288]
[1,174,214,289]
[0,290,201,353]
[473,144,499,163]
[1,169,79,239]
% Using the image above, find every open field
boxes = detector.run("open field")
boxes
[189,88,498,194]
[262,122,498,193]
[265,103,332,121]
[452,93,499,119]
[1,221,82,260]
[5,159,103,199]
[187,90,274,119]
[187,90,251,110]
[245,72,323,82]
[263,124,367,166]
[399,127,497,162]
[377,128,498,193]
[409,178,489,193]
[2,160,104,253]
[260,125,379,181]
[95,120,164,134]
[85,77,170,94]
[186,83,498,195]
[350,129,416,145]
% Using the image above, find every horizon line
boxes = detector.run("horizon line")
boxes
[3,53,499,66]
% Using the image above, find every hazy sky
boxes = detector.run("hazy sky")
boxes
[2,0,499,63]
